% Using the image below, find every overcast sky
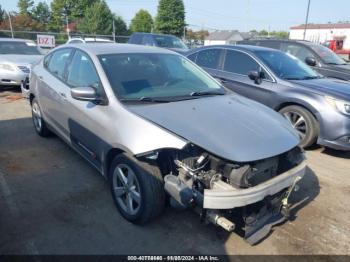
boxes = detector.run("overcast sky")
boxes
[1,0,349,31]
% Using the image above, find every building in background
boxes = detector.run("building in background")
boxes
[204,30,253,46]
[289,23,350,49]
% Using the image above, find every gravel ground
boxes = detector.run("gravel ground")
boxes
[0,88,349,255]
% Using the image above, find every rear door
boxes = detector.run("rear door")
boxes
[37,48,73,139]
[192,48,224,80]
[220,49,276,107]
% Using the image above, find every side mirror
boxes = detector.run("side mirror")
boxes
[71,86,99,102]
[248,70,262,85]
[305,57,317,67]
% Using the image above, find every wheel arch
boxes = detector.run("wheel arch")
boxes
[104,147,127,179]
[275,100,319,122]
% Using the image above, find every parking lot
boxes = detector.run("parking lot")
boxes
[0,87,349,255]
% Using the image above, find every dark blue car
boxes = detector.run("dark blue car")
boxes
[128,32,189,54]
[186,45,350,150]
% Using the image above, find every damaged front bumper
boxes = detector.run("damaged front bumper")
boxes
[202,160,306,245]
[203,160,306,209]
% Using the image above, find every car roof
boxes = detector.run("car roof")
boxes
[68,37,113,42]
[0,37,35,43]
[243,38,315,46]
[62,43,176,55]
[131,32,176,38]
[187,44,279,54]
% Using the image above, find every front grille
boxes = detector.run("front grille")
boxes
[17,65,30,74]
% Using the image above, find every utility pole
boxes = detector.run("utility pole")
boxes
[112,18,116,42]
[303,0,311,40]
[7,11,14,38]
[63,5,69,39]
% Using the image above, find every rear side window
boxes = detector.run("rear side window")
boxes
[196,49,222,69]
[47,49,72,80]
[66,50,100,90]
[224,50,271,80]
[43,54,52,69]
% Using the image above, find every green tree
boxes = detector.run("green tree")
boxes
[32,2,51,26]
[78,0,113,35]
[274,31,289,39]
[17,0,34,15]
[259,30,269,36]
[155,0,185,37]
[130,9,153,33]
[0,13,45,31]
[49,0,97,31]
[0,5,5,23]
[113,15,128,35]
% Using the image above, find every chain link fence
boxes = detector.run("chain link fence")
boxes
[0,30,130,49]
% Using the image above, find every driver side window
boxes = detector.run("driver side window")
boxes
[67,50,100,91]
[224,50,271,80]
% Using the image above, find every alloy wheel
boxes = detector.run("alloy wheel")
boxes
[113,164,141,216]
[32,102,42,132]
[283,111,307,139]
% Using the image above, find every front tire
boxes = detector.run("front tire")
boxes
[31,98,51,137]
[279,105,319,148]
[109,153,165,224]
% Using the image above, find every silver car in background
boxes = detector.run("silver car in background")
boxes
[29,44,306,245]
[0,38,44,95]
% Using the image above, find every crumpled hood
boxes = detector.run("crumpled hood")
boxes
[291,78,350,101]
[0,55,43,66]
[128,95,299,162]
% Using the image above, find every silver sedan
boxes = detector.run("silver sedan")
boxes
[29,43,306,245]
[0,38,43,95]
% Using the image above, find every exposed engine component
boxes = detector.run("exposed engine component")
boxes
[161,144,305,245]
[164,174,195,209]
[206,210,235,232]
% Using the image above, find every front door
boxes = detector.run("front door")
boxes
[62,50,110,170]
[220,49,276,107]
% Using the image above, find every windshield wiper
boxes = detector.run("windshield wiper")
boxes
[190,91,226,97]
[283,77,303,80]
[301,76,319,80]
[120,97,171,103]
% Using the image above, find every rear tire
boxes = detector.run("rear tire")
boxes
[31,98,51,137]
[109,153,165,224]
[279,105,318,148]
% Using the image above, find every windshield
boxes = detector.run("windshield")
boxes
[309,44,346,65]
[0,41,43,55]
[154,35,188,50]
[99,53,224,101]
[255,50,319,80]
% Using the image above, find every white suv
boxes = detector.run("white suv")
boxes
[66,37,114,44]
